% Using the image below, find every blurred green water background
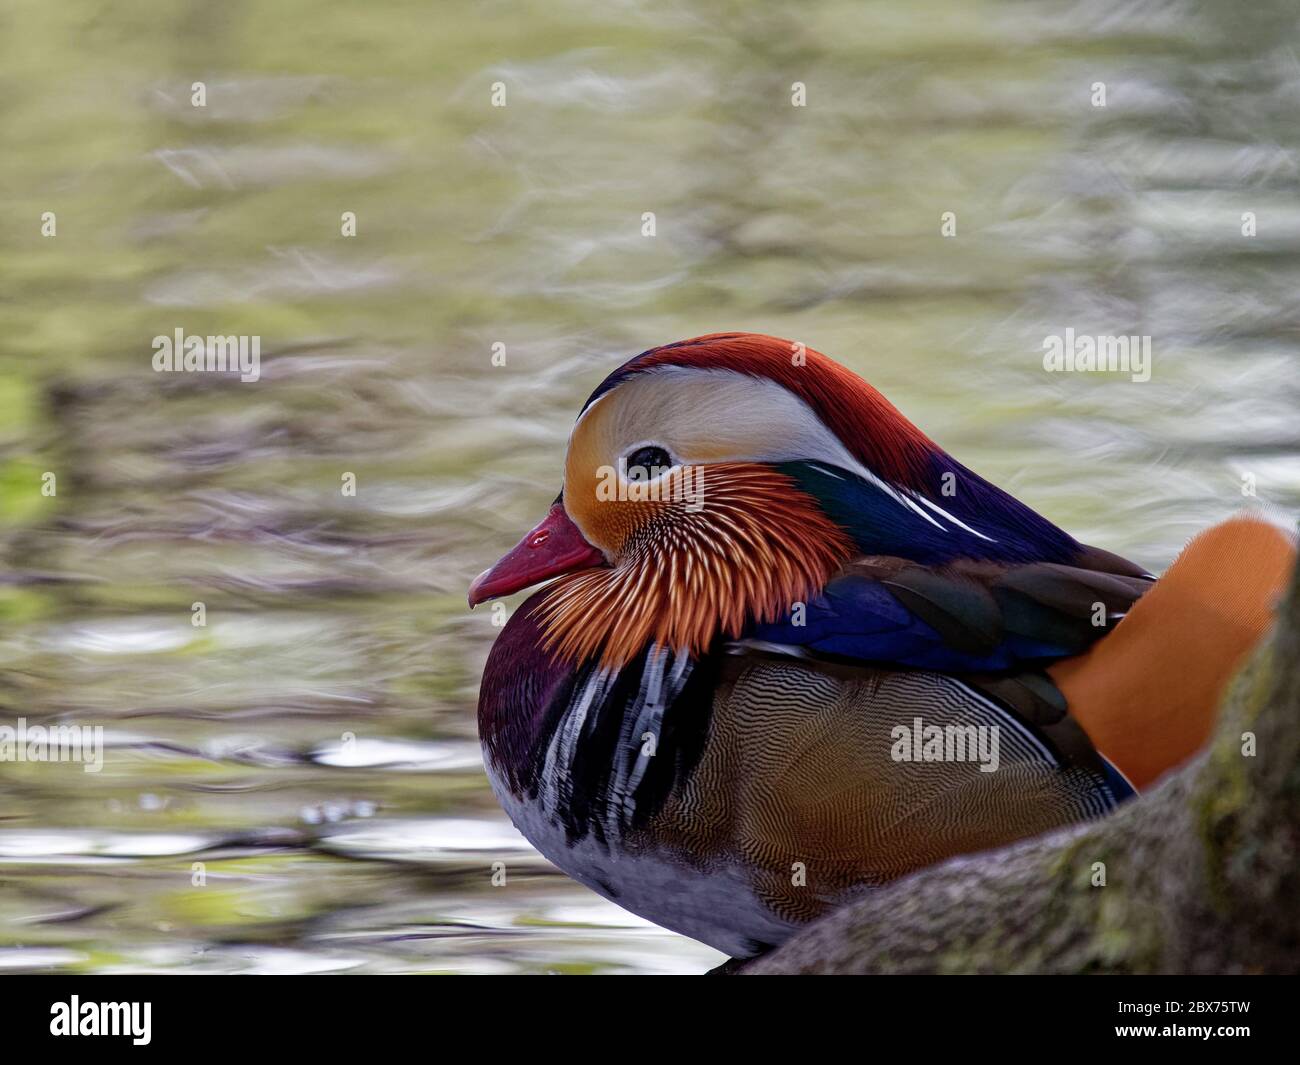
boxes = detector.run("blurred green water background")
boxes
[1,0,1298,974]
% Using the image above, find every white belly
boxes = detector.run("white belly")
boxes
[485,760,797,958]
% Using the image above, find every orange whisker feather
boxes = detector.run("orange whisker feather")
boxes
[536,464,854,668]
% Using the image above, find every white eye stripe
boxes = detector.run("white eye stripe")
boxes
[578,365,996,542]
[593,367,872,471]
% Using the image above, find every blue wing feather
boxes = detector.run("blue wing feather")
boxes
[749,573,1073,672]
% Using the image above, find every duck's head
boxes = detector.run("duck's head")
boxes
[468,332,1074,667]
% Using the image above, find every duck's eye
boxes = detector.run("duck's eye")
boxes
[624,445,674,481]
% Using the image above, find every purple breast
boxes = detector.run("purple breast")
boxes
[476,592,576,794]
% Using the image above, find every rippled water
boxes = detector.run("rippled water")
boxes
[2,0,1299,974]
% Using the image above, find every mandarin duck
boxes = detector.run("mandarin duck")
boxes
[470,333,1296,958]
